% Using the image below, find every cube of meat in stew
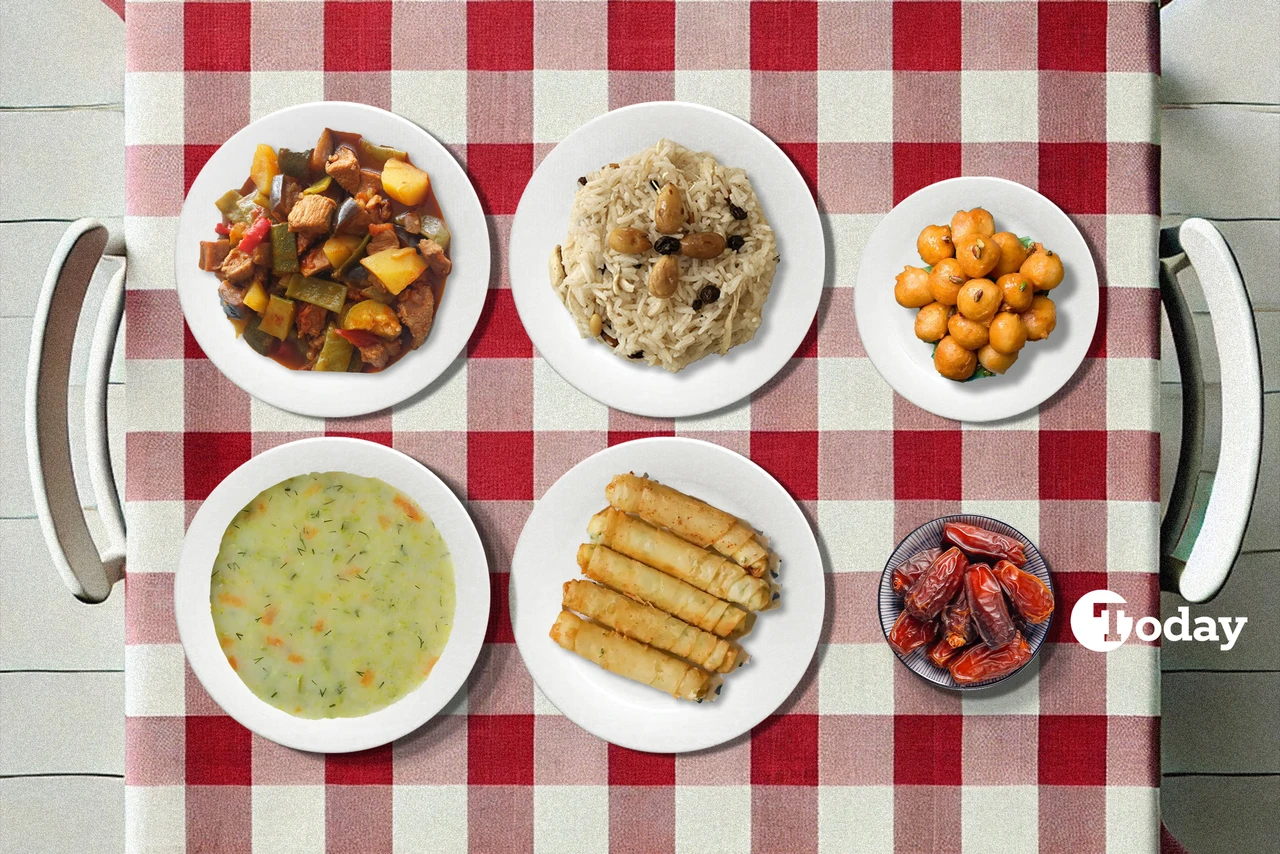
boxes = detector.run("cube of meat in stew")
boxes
[250,240,272,267]
[325,146,362,194]
[356,336,403,370]
[288,194,337,235]
[418,239,452,276]
[199,239,231,272]
[366,223,399,256]
[294,303,328,339]
[357,169,382,198]
[397,283,435,348]
[350,185,391,224]
[220,247,255,283]
[300,244,332,277]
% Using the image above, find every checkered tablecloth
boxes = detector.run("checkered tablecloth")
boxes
[122,1,1163,851]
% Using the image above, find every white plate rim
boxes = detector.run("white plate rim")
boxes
[853,175,1100,423]
[509,436,826,753]
[174,101,491,418]
[508,101,825,419]
[173,436,490,753]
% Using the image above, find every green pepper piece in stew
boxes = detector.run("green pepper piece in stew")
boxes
[358,138,408,165]
[270,223,299,274]
[302,175,332,195]
[313,326,354,372]
[284,274,347,314]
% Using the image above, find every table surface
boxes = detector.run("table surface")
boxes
[3,1,1279,853]
[120,2,1163,851]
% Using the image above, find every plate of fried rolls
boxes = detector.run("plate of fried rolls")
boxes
[510,437,824,753]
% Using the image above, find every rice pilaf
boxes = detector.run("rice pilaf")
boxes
[549,139,777,372]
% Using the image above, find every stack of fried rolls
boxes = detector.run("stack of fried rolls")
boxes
[549,474,777,701]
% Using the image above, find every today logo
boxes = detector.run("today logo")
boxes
[1070,589,1247,653]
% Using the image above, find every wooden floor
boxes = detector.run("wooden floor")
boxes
[0,1,1276,851]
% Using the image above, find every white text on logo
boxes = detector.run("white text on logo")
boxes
[1070,590,1246,653]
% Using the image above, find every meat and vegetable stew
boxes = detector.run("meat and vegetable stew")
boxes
[197,129,452,372]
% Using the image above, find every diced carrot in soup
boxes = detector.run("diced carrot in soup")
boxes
[261,604,278,625]
[218,592,245,607]
[361,670,375,687]
[393,494,423,522]
[287,654,305,664]
[266,635,284,647]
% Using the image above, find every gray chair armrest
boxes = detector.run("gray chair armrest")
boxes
[1160,218,1263,603]
[25,219,126,603]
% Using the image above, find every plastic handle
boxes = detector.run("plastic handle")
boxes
[1162,218,1263,603]
[24,219,127,603]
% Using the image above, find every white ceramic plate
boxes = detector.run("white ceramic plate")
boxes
[175,102,490,418]
[510,437,825,753]
[509,102,825,418]
[854,176,1099,422]
[174,437,489,753]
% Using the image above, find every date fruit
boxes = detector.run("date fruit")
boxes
[950,632,1032,684]
[927,637,964,668]
[891,547,944,596]
[904,547,968,621]
[943,521,1027,567]
[993,560,1055,624]
[965,563,1017,648]
[941,587,975,648]
[888,610,938,656]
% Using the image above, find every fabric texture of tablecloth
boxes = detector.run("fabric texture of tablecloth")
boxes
[122,1,1164,851]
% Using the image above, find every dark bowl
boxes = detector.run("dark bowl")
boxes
[878,514,1054,690]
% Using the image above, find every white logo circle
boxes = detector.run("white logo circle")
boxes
[1070,589,1129,652]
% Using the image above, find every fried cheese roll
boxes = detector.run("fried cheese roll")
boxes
[605,474,769,576]
[564,580,741,673]
[549,610,712,701]
[577,544,748,637]
[588,508,772,611]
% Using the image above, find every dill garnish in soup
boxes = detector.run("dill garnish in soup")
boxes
[210,472,455,718]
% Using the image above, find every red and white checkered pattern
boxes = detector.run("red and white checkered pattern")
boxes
[123,2,1163,850]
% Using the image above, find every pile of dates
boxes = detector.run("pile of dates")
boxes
[888,521,1055,685]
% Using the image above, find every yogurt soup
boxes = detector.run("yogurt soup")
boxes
[210,471,455,718]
